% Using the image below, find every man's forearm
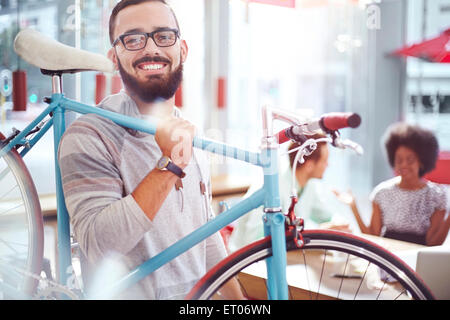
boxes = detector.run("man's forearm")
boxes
[131,168,179,221]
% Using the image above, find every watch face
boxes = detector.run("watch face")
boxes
[157,156,170,169]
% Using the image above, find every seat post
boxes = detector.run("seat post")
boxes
[52,73,62,94]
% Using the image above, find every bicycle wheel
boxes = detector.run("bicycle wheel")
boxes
[187,230,434,300]
[0,133,44,299]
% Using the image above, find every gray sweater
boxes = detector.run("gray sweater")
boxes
[58,91,227,299]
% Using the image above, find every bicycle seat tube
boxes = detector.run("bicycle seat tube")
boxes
[50,73,72,289]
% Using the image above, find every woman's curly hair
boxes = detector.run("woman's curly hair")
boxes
[383,122,439,177]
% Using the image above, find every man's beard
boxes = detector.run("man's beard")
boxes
[117,56,183,103]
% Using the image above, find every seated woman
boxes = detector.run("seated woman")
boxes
[339,122,449,246]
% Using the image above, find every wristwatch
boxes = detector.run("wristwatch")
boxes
[156,155,186,178]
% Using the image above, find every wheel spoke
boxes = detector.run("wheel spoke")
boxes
[0,203,25,217]
[337,253,350,299]
[376,278,388,300]
[0,184,19,201]
[316,249,327,300]
[353,260,370,300]
[301,249,313,300]
[0,166,12,182]
[394,290,407,300]
[0,237,28,252]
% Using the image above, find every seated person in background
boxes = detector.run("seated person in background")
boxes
[282,135,354,231]
[228,134,355,252]
[337,122,449,246]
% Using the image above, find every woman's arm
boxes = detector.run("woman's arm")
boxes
[426,209,449,246]
[350,200,382,236]
[334,190,382,236]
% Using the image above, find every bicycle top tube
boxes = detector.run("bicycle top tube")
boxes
[54,93,265,168]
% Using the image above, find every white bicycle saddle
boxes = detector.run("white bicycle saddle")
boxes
[14,28,114,74]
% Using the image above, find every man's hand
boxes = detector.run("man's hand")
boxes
[133,116,196,221]
[155,116,196,169]
[333,189,357,209]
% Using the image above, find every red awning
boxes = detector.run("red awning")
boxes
[248,0,296,8]
[393,28,450,63]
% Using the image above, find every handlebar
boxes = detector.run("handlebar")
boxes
[321,112,361,131]
[276,112,361,144]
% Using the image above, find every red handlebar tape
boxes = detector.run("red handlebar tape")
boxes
[276,129,290,144]
[275,112,361,144]
[321,112,361,131]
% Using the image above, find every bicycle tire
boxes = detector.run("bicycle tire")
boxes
[0,133,44,299]
[186,230,434,300]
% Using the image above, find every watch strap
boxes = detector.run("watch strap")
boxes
[166,159,186,178]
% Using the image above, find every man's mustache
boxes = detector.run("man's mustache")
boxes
[133,56,171,68]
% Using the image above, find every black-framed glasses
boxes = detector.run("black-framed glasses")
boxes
[112,28,179,51]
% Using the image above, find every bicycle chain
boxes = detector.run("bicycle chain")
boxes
[1,261,81,300]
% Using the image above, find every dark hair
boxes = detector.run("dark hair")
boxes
[109,0,181,45]
[384,122,439,177]
[288,134,327,169]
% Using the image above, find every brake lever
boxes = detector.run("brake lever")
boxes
[328,131,363,155]
[338,138,364,155]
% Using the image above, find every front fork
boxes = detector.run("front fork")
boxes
[263,210,288,300]
[261,147,289,300]
[261,142,309,299]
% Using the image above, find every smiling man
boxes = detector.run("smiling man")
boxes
[108,0,185,112]
[58,0,243,299]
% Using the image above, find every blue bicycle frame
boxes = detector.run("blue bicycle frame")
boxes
[1,89,289,300]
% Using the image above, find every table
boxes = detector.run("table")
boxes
[211,174,250,198]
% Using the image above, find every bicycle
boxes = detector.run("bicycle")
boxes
[0,28,435,300]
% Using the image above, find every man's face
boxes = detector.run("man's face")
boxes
[109,2,187,103]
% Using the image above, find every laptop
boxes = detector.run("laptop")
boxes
[415,246,450,300]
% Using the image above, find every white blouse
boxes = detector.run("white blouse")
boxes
[370,176,447,236]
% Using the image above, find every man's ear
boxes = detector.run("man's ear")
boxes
[107,48,119,71]
[180,39,188,64]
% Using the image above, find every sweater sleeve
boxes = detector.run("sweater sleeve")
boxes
[205,231,228,271]
[58,119,153,263]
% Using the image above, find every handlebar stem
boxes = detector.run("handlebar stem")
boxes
[261,105,307,150]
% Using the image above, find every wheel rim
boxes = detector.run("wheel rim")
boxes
[0,144,43,298]
[190,232,433,300]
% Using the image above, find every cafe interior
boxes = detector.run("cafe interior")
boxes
[0,0,449,300]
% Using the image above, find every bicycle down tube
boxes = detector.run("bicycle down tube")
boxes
[1,92,290,300]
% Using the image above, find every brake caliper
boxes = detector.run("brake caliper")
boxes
[285,196,306,248]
